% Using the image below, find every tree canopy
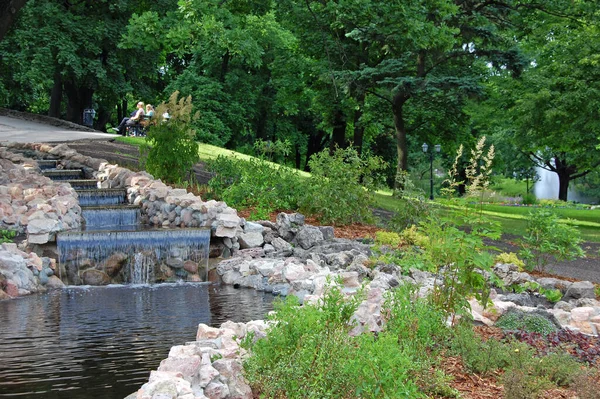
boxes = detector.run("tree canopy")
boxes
[1,0,599,201]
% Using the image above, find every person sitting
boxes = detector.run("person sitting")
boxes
[114,102,145,136]
[140,104,155,130]
[145,104,155,118]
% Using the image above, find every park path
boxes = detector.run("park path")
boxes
[0,115,115,143]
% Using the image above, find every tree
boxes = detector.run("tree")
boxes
[506,11,600,201]
[0,0,27,42]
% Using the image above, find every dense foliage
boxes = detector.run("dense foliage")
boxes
[2,0,599,201]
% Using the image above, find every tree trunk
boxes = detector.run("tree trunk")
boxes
[557,172,569,201]
[48,69,62,118]
[329,108,347,154]
[352,91,365,156]
[96,105,110,132]
[305,129,328,171]
[553,156,577,201]
[0,0,28,42]
[392,92,409,188]
[220,51,230,83]
[64,81,94,125]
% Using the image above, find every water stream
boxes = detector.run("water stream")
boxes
[0,284,274,398]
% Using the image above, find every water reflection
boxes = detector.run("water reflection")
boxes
[0,283,273,398]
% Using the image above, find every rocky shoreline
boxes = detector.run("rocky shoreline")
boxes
[0,142,599,399]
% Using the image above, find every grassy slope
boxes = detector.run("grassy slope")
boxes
[117,136,600,242]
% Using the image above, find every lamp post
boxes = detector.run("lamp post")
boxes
[422,143,441,200]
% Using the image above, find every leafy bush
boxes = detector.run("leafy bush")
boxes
[451,324,513,375]
[299,147,386,225]
[540,288,562,303]
[141,91,200,184]
[522,192,537,205]
[519,209,585,272]
[206,155,303,213]
[398,217,497,315]
[399,225,429,247]
[243,283,425,398]
[374,231,402,247]
[495,252,525,270]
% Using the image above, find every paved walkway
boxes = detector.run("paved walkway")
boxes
[0,115,115,143]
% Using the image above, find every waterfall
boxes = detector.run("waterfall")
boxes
[81,206,140,231]
[131,252,154,284]
[57,229,211,284]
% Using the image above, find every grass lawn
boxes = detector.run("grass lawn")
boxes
[116,136,599,242]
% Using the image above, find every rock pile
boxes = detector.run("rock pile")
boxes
[0,242,64,299]
[0,147,81,243]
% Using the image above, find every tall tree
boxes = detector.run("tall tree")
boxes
[0,0,27,42]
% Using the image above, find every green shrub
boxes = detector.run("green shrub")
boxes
[451,324,513,375]
[519,209,585,272]
[206,156,303,213]
[400,225,429,247]
[141,91,200,184]
[300,147,386,225]
[398,217,497,315]
[495,310,558,335]
[522,192,537,205]
[495,252,525,270]
[540,288,562,303]
[243,283,425,398]
[374,231,402,247]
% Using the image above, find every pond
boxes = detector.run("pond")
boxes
[0,283,274,398]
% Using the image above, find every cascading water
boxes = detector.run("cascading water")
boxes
[57,229,211,284]
[534,165,595,203]
[131,252,155,284]
[76,188,127,206]
[81,205,140,230]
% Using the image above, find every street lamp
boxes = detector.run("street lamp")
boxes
[422,143,441,200]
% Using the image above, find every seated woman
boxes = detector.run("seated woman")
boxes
[114,102,145,136]
[140,105,155,130]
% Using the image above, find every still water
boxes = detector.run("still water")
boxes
[0,283,274,398]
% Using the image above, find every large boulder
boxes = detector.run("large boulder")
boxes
[295,225,324,249]
[81,269,111,286]
[564,281,596,301]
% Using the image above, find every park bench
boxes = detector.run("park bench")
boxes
[126,115,152,137]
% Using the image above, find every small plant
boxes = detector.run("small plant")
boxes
[374,231,402,247]
[519,209,585,272]
[495,252,525,270]
[253,138,291,162]
[0,229,16,244]
[495,310,558,335]
[451,323,512,375]
[540,288,562,303]
[400,225,429,247]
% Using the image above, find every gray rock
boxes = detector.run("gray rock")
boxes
[554,301,575,312]
[243,221,264,234]
[238,231,264,249]
[295,225,324,249]
[564,281,596,301]
[536,277,572,293]
[318,226,335,241]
